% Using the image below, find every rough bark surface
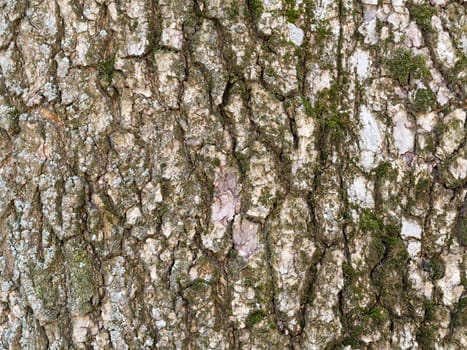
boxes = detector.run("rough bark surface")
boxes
[0,0,466,349]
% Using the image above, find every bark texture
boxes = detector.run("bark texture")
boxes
[0,0,466,349]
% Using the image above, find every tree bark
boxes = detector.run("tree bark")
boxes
[0,0,465,349]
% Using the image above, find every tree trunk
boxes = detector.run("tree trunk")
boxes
[0,0,465,349]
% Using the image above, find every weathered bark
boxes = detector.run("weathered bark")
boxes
[0,0,465,349]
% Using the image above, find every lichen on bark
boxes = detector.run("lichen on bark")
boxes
[0,0,465,349]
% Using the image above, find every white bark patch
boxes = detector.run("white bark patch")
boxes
[404,22,423,48]
[303,249,344,348]
[309,69,332,95]
[436,253,463,306]
[72,315,95,344]
[401,218,422,239]
[436,31,457,68]
[358,16,378,45]
[288,23,304,46]
[348,176,374,208]
[142,182,163,213]
[392,322,417,350]
[262,0,282,10]
[406,240,421,258]
[436,109,466,159]
[436,86,451,106]
[392,0,405,7]
[416,111,437,132]
[391,105,414,155]
[126,206,142,226]
[358,105,383,170]
[161,28,183,50]
[448,151,467,182]
[350,48,371,81]
[432,17,458,68]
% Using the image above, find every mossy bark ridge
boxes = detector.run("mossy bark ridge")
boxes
[0,0,465,349]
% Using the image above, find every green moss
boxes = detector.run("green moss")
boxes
[342,337,360,347]
[212,157,221,167]
[312,85,352,141]
[373,161,391,178]
[283,0,300,23]
[246,0,263,21]
[301,96,313,116]
[359,209,383,234]
[408,2,436,33]
[382,237,409,267]
[412,88,437,113]
[99,58,116,83]
[385,49,430,85]
[246,310,266,328]
[459,214,467,246]
[373,161,398,180]
[415,177,432,202]
[343,263,357,281]
[32,270,60,317]
[324,114,348,135]
[285,9,300,23]
[243,277,255,287]
[423,299,435,322]
[368,237,385,267]
[416,325,436,350]
[158,203,169,217]
[384,222,401,238]
[191,278,211,291]
[234,151,249,176]
[446,54,467,89]
[364,306,389,324]
[452,297,467,328]
[64,243,97,315]
[229,249,238,259]
[225,6,240,19]
[423,134,436,153]
[314,23,332,48]
[7,106,20,118]
[423,256,445,281]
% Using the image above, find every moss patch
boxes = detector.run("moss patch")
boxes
[99,58,116,83]
[64,241,98,315]
[365,306,389,324]
[301,96,313,116]
[246,0,263,22]
[343,263,357,281]
[452,297,467,328]
[284,0,300,23]
[415,177,432,202]
[412,88,437,113]
[422,257,445,281]
[459,213,467,246]
[385,49,430,85]
[416,324,436,350]
[7,106,20,118]
[359,209,383,234]
[191,278,211,292]
[312,84,352,142]
[408,2,436,33]
[246,310,266,328]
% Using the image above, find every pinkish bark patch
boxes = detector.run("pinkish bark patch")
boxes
[210,168,240,225]
[233,218,260,259]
